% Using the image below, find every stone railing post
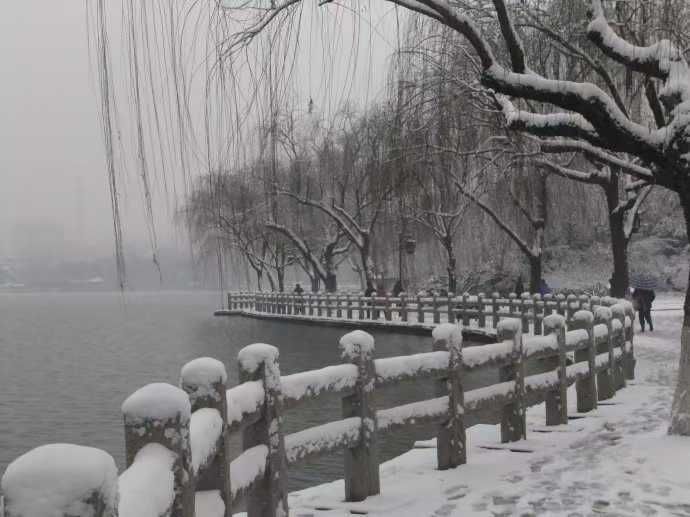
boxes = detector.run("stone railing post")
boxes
[180,358,231,516]
[447,292,455,324]
[533,294,543,335]
[566,294,578,322]
[238,344,288,517]
[520,293,531,334]
[123,383,194,517]
[477,293,486,328]
[543,314,568,426]
[623,302,636,379]
[497,320,526,442]
[339,330,379,501]
[400,293,408,322]
[417,294,424,323]
[1,444,119,517]
[432,324,466,469]
[384,293,392,321]
[432,294,440,324]
[461,293,470,326]
[347,293,353,319]
[325,294,332,318]
[358,294,365,320]
[611,304,627,390]
[571,310,597,412]
[594,307,615,400]
[556,294,566,316]
[492,292,500,328]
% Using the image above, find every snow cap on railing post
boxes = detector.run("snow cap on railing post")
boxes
[338,330,379,501]
[610,304,627,389]
[432,324,466,469]
[496,319,525,442]
[619,300,636,379]
[543,314,568,425]
[180,358,231,515]
[570,310,597,412]
[1,444,118,517]
[237,344,288,517]
[533,293,543,335]
[593,306,615,401]
[121,382,194,517]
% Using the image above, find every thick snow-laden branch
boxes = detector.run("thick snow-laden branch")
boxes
[586,0,685,82]
[265,222,328,280]
[534,158,607,185]
[277,190,366,249]
[622,185,652,240]
[538,138,654,183]
[486,69,664,160]
[494,96,605,148]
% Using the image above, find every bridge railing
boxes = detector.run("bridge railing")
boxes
[1,301,635,517]
[226,291,621,334]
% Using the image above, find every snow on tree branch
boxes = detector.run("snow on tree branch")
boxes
[538,138,654,184]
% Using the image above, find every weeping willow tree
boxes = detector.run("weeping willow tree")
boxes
[88,0,391,296]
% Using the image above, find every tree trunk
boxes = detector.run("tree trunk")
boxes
[361,235,375,288]
[444,238,457,293]
[529,256,541,294]
[669,188,690,435]
[603,180,630,298]
[325,273,337,292]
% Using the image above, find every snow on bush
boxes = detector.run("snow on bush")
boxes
[181,357,227,387]
[285,417,362,463]
[1,444,118,517]
[543,314,566,331]
[238,344,279,375]
[432,323,462,346]
[122,383,191,423]
[190,408,223,474]
[282,364,358,403]
[118,443,176,517]
[226,381,265,426]
[230,445,268,498]
[339,330,375,361]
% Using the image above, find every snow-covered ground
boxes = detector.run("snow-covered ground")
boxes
[278,294,690,517]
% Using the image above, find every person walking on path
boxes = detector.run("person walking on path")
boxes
[632,288,655,332]
[293,283,304,314]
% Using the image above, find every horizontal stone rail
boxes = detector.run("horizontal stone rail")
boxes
[1,300,636,517]
[224,291,632,335]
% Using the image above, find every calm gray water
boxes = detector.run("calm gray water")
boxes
[0,291,494,491]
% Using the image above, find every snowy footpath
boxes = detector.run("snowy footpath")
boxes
[278,296,690,517]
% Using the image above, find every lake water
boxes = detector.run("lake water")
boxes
[0,290,495,492]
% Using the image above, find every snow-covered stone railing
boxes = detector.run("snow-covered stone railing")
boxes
[224,291,624,334]
[1,300,636,517]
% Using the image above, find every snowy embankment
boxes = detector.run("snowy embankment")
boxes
[271,295,690,517]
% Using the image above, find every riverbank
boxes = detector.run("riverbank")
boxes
[270,297,690,516]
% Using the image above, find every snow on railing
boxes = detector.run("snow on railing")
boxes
[1,298,636,517]
[224,290,617,335]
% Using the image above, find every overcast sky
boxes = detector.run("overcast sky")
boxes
[0,1,397,263]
